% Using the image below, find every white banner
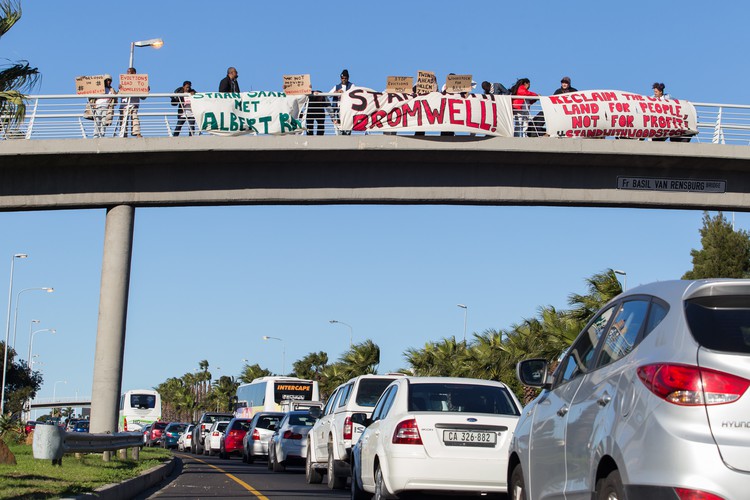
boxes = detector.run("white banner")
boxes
[191,92,307,136]
[541,90,698,139]
[340,88,514,136]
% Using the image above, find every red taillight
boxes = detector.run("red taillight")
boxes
[675,487,726,500]
[228,430,242,438]
[251,429,260,440]
[392,419,422,445]
[343,416,352,440]
[638,364,750,406]
[212,431,220,437]
[283,430,302,440]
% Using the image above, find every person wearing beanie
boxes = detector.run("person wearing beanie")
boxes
[553,76,578,95]
[329,69,354,134]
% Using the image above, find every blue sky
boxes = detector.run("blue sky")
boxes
[3,0,750,405]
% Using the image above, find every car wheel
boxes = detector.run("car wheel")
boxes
[595,469,626,500]
[306,447,323,484]
[241,448,248,463]
[510,463,527,500]
[267,447,274,470]
[272,447,286,472]
[351,463,369,500]
[374,463,391,500]
[247,447,255,464]
[327,443,346,489]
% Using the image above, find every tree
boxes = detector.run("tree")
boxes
[238,363,271,384]
[0,1,40,128]
[207,376,239,412]
[291,351,328,381]
[568,269,623,324]
[0,341,42,416]
[683,212,750,279]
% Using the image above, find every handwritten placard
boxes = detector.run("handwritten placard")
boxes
[283,74,312,95]
[119,73,149,93]
[386,76,414,93]
[416,70,437,94]
[445,74,473,93]
[75,75,105,95]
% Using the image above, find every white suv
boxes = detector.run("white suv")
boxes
[306,374,404,489]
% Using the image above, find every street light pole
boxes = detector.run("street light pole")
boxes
[329,320,353,347]
[53,380,67,401]
[12,287,53,349]
[28,328,56,373]
[457,304,468,343]
[614,270,627,291]
[129,38,164,68]
[262,336,285,375]
[1,253,28,415]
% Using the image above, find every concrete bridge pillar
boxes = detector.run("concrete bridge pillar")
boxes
[89,205,134,434]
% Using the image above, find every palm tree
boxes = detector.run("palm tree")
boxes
[238,363,271,384]
[208,376,239,412]
[0,1,39,128]
[339,340,380,378]
[568,269,623,324]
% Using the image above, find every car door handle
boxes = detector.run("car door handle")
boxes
[597,394,612,407]
[556,406,569,417]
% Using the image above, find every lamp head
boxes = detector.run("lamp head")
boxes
[329,320,337,324]
[14,253,28,259]
[457,304,467,309]
[614,269,626,275]
[262,336,270,340]
[44,287,54,293]
[134,38,163,48]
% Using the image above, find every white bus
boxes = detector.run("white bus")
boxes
[234,376,320,419]
[119,389,162,432]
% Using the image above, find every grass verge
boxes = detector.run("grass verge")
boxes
[0,438,172,499]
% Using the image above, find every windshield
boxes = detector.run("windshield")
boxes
[129,393,156,409]
[408,383,520,415]
[355,379,395,407]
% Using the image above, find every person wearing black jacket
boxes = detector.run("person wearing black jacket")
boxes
[171,81,195,136]
[219,67,240,93]
[553,76,578,95]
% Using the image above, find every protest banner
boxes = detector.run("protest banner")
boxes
[540,90,698,139]
[283,74,312,95]
[445,74,473,93]
[119,73,149,93]
[416,70,437,94]
[386,76,413,93]
[190,91,307,136]
[340,87,513,136]
[75,75,105,95]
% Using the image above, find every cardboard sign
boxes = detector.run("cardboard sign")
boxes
[386,76,413,93]
[75,75,105,95]
[119,73,149,93]
[416,70,437,94]
[445,74,473,93]
[283,74,312,95]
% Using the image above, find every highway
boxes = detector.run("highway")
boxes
[135,452,508,499]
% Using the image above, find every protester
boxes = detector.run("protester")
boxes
[652,82,669,99]
[172,81,196,136]
[219,67,240,93]
[306,90,328,136]
[510,78,539,137]
[93,74,117,138]
[554,76,578,95]
[117,67,147,138]
[481,81,510,95]
[329,69,353,134]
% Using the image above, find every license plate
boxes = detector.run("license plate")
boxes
[442,430,497,447]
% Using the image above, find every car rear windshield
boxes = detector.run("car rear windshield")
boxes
[288,413,316,426]
[231,420,251,431]
[217,422,229,432]
[685,296,750,354]
[204,414,230,424]
[355,379,395,407]
[154,422,168,430]
[170,424,188,432]
[256,416,280,429]
[408,383,520,416]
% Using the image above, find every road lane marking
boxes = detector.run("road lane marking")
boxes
[179,454,270,500]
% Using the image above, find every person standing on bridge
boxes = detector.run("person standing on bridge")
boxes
[93,75,117,138]
[172,81,197,136]
[553,76,578,95]
[329,69,353,135]
[510,78,538,137]
[118,67,147,138]
[219,67,240,93]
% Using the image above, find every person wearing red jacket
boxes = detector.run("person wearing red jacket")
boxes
[510,78,539,137]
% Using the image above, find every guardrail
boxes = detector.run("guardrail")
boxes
[32,422,143,465]
[2,93,750,145]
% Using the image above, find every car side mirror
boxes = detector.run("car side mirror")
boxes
[309,406,322,419]
[517,358,551,389]
[350,412,371,427]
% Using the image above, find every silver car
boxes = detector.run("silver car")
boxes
[510,279,750,500]
[241,412,284,464]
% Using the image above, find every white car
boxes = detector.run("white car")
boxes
[307,374,403,488]
[177,424,194,452]
[203,420,230,456]
[351,376,521,498]
[268,410,317,472]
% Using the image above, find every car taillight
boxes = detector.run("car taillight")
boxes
[392,419,422,445]
[212,431,220,437]
[675,487,726,500]
[638,363,750,406]
[251,429,260,440]
[228,430,241,438]
[343,416,352,440]
[283,430,302,440]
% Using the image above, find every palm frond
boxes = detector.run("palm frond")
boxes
[0,1,22,38]
[0,60,40,92]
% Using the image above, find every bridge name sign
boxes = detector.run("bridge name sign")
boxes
[617,176,726,193]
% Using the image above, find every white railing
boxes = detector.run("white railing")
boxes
[2,93,750,145]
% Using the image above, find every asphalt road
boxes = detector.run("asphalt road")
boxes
[135,452,509,500]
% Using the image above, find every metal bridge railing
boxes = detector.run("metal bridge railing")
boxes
[2,93,750,145]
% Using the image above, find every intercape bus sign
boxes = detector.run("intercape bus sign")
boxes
[274,382,313,401]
